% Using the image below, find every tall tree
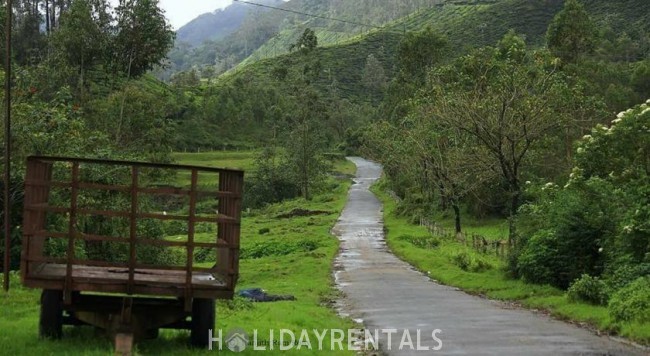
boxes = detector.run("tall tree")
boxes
[546,0,597,64]
[112,0,175,78]
[396,26,448,84]
[51,0,108,100]
[13,0,45,65]
[290,28,318,53]
[425,34,574,246]
[362,53,387,93]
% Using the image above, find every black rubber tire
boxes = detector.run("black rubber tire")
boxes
[39,289,63,339]
[144,328,160,340]
[190,298,215,348]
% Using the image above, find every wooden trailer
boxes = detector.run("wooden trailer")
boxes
[20,156,243,352]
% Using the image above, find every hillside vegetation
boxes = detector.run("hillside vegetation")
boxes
[214,0,649,104]
[166,0,440,79]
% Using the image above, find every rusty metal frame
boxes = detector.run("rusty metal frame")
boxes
[20,156,243,302]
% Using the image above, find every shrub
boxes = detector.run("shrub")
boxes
[194,247,216,263]
[397,234,441,249]
[450,252,493,272]
[567,274,609,305]
[452,251,472,271]
[240,239,320,259]
[517,230,564,286]
[471,258,494,273]
[606,263,650,292]
[609,276,650,323]
[516,187,609,290]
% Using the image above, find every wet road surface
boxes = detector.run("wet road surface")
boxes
[332,157,645,355]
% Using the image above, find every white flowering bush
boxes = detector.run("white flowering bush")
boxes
[514,100,650,290]
[573,100,650,264]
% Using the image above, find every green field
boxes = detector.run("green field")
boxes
[0,152,358,355]
[372,180,650,346]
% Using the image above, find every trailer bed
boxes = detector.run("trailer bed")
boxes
[21,156,243,301]
[31,264,227,287]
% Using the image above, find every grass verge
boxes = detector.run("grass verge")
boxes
[371,179,650,346]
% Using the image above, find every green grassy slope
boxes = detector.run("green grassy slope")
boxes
[227,0,648,103]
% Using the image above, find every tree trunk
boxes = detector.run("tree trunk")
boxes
[45,0,50,34]
[508,189,520,248]
[452,202,462,234]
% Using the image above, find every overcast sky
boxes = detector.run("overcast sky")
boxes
[160,0,233,30]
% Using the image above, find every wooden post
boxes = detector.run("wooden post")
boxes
[115,333,133,356]
[184,170,198,311]
[127,167,138,296]
[64,163,80,304]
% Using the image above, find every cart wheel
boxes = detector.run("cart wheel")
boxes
[144,328,159,340]
[190,298,215,348]
[39,289,63,339]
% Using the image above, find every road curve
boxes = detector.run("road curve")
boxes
[332,157,644,355]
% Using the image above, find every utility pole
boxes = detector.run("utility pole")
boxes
[4,0,13,292]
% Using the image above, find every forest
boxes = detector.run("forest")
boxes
[0,0,649,350]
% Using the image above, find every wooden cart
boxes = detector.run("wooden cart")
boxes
[20,156,243,352]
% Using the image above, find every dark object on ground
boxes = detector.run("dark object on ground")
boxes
[275,209,331,219]
[237,288,296,302]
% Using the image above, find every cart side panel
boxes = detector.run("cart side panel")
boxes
[20,156,244,298]
[217,171,243,289]
[21,158,53,281]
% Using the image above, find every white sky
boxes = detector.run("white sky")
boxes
[109,0,289,30]
[159,0,233,30]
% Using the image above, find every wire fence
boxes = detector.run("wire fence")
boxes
[418,216,509,258]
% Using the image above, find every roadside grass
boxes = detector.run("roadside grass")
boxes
[427,213,509,241]
[170,151,257,188]
[0,153,357,355]
[172,151,257,172]
[371,179,650,346]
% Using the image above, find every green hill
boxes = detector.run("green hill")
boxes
[165,0,440,79]
[225,0,648,103]
[172,0,649,150]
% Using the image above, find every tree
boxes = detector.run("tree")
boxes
[51,0,109,100]
[425,34,573,246]
[546,0,597,64]
[383,27,448,121]
[112,0,175,78]
[283,87,328,200]
[362,54,387,93]
[290,28,318,53]
[13,1,45,65]
[408,104,494,234]
[396,26,448,84]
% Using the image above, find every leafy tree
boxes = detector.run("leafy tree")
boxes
[112,0,175,78]
[85,81,176,156]
[424,34,575,245]
[396,26,448,84]
[383,27,448,121]
[51,0,108,100]
[244,148,300,208]
[283,87,329,200]
[290,28,318,53]
[631,59,650,98]
[546,0,597,63]
[13,2,45,65]
[361,54,387,93]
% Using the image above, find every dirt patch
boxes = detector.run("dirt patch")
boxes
[275,209,331,219]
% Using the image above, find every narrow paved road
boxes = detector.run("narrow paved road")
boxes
[333,157,644,355]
